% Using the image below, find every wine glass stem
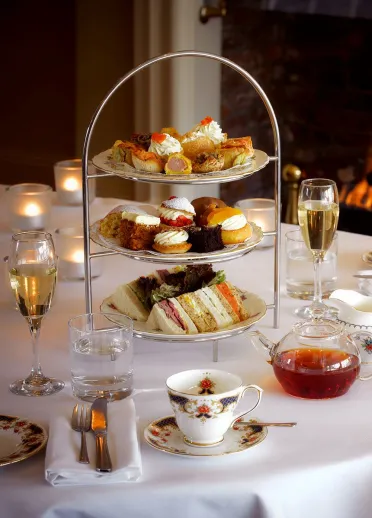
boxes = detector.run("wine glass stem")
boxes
[26,318,47,385]
[313,255,322,305]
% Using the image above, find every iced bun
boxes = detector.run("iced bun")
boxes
[191,197,227,225]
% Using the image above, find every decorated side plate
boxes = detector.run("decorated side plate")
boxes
[0,415,48,467]
[92,149,270,185]
[90,220,264,265]
[100,289,266,342]
[144,416,267,457]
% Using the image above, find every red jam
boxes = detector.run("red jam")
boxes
[152,132,167,144]
[161,215,192,227]
[200,116,213,126]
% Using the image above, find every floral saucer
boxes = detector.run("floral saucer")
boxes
[144,416,267,457]
[0,415,48,467]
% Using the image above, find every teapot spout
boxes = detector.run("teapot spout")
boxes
[248,330,276,359]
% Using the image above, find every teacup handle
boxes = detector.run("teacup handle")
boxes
[230,384,263,428]
[349,331,372,381]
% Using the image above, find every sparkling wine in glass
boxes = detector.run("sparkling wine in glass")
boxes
[297,179,339,320]
[8,231,64,396]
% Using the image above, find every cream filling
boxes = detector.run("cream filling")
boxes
[195,120,224,145]
[159,207,193,221]
[149,134,182,156]
[122,212,160,225]
[154,230,188,246]
[220,214,247,231]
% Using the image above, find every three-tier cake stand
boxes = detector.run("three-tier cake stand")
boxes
[81,51,281,361]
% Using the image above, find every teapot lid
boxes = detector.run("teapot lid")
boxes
[293,319,344,339]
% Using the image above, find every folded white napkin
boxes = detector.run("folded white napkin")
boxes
[45,398,142,486]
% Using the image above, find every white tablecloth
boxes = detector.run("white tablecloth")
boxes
[1,192,372,518]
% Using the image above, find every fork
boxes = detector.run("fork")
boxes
[71,404,91,464]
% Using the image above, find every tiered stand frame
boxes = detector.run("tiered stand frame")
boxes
[81,51,281,361]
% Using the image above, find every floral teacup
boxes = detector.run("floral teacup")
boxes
[166,369,263,447]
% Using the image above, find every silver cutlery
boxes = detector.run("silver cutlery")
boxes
[91,397,112,472]
[71,404,91,464]
[236,421,297,427]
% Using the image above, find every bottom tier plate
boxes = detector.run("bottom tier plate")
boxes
[100,289,266,342]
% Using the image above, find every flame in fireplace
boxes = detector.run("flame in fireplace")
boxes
[344,178,372,209]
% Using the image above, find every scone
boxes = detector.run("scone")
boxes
[158,196,195,228]
[201,207,252,245]
[152,229,192,254]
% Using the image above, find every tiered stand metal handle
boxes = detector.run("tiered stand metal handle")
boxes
[82,51,281,358]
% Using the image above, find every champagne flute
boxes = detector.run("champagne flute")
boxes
[8,231,64,396]
[298,179,339,320]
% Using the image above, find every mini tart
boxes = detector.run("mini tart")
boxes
[221,223,252,245]
[165,153,192,175]
[180,135,215,160]
[131,147,165,173]
[152,241,192,254]
[192,152,224,173]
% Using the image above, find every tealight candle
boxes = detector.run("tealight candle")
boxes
[54,159,96,206]
[6,183,52,232]
[55,227,102,281]
[235,198,276,248]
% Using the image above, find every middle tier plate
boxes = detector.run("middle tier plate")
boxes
[90,221,264,264]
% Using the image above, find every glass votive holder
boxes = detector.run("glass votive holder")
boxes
[54,227,102,281]
[6,183,53,232]
[235,198,275,248]
[54,159,96,206]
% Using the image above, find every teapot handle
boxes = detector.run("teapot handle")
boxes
[230,384,263,427]
[349,331,372,381]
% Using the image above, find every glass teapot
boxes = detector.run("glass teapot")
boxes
[250,319,372,399]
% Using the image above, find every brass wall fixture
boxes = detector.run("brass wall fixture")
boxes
[199,0,227,24]
[282,164,302,225]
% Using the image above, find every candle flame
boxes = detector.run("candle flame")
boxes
[23,203,42,217]
[63,177,80,191]
[71,250,84,263]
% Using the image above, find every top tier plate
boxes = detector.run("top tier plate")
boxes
[92,149,270,185]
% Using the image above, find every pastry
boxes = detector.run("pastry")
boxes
[130,133,152,148]
[180,134,215,161]
[201,207,252,245]
[111,140,138,166]
[148,133,183,158]
[152,229,192,254]
[131,147,165,173]
[100,205,145,239]
[165,153,192,175]
[219,137,254,169]
[192,152,224,173]
[191,197,227,225]
[158,196,195,228]
[187,225,224,253]
[119,208,160,250]
[160,127,182,141]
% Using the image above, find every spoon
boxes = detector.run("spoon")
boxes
[235,421,297,427]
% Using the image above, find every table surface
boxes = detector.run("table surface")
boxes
[1,192,372,518]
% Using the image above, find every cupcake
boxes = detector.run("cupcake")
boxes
[158,196,196,228]
[152,229,192,254]
[201,207,252,245]
[148,133,183,158]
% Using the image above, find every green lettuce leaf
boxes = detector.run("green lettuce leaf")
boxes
[203,270,226,287]
[150,283,182,304]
